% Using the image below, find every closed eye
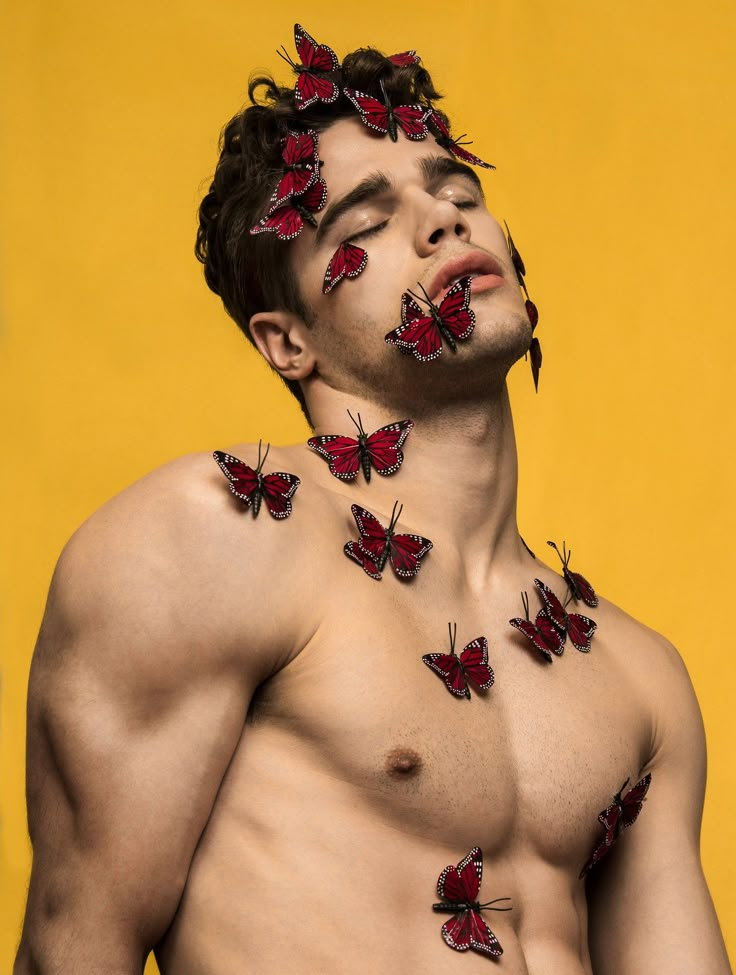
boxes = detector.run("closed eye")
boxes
[346,220,389,244]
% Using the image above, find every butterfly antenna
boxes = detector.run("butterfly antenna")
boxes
[617,777,631,797]
[256,439,262,471]
[448,621,457,654]
[276,46,297,70]
[347,408,359,433]
[480,897,513,911]
[521,590,530,620]
[356,412,366,436]
[379,77,390,106]
[415,281,435,307]
[258,441,271,473]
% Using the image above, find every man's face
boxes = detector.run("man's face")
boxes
[290,117,533,407]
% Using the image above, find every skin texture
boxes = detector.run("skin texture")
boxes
[14,119,732,975]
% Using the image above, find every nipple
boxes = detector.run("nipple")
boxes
[385,746,424,778]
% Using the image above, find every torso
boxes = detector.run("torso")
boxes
[155,445,655,975]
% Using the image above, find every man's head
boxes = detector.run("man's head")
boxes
[195,34,532,427]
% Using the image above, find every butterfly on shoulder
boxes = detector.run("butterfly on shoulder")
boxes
[534,577,597,652]
[213,441,301,519]
[308,411,413,482]
[343,500,432,580]
[547,539,598,607]
[277,24,340,110]
[433,846,512,958]
[422,622,495,700]
[509,590,565,662]
[249,178,327,242]
[384,277,476,362]
[580,773,652,877]
[426,108,496,170]
[344,78,429,143]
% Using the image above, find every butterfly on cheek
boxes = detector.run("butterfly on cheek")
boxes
[422,623,495,701]
[384,277,476,362]
[213,441,301,520]
[322,241,368,294]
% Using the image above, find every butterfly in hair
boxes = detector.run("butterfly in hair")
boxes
[271,130,321,209]
[322,241,368,294]
[433,847,511,957]
[547,540,598,607]
[344,79,429,143]
[384,277,476,361]
[344,501,432,580]
[387,50,421,66]
[422,623,494,700]
[213,442,301,519]
[277,24,340,110]
[250,178,327,241]
[509,590,565,662]
[308,411,413,482]
[427,109,495,170]
[534,578,597,652]
[580,773,652,877]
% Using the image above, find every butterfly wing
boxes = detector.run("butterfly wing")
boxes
[534,578,567,632]
[385,294,442,361]
[529,335,542,391]
[468,909,504,957]
[436,277,476,341]
[620,773,652,828]
[259,471,301,519]
[295,71,339,109]
[387,50,420,66]
[307,434,362,480]
[344,540,382,580]
[213,451,259,507]
[273,131,319,204]
[565,568,599,608]
[438,847,482,902]
[322,241,368,294]
[343,88,390,136]
[294,23,339,73]
[388,532,433,578]
[351,504,388,563]
[446,141,496,170]
[459,637,495,691]
[509,610,563,661]
[441,911,472,952]
[422,652,467,698]
[299,177,328,214]
[393,104,430,140]
[249,201,304,241]
[428,110,494,169]
[565,612,597,652]
[363,418,414,476]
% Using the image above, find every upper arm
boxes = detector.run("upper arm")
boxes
[587,631,731,973]
[16,456,283,973]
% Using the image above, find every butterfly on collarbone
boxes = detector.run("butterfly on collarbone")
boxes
[422,622,495,700]
[249,178,327,242]
[213,441,301,520]
[343,500,432,580]
[508,590,565,662]
[433,847,512,958]
[308,411,414,482]
[277,24,340,111]
[534,577,597,652]
[426,109,496,171]
[580,773,652,877]
[384,277,476,362]
[344,79,429,143]
[547,539,599,608]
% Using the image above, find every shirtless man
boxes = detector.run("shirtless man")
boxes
[14,30,731,975]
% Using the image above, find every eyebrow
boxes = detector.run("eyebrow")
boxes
[314,154,485,244]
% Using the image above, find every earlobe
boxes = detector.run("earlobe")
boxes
[248,310,316,381]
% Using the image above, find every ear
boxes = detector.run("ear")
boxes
[248,310,317,382]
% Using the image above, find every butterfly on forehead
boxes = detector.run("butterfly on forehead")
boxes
[426,109,496,171]
[249,178,327,242]
[307,411,414,482]
[343,500,432,580]
[433,847,512,958]
[422,623,495,700]
[213,441,301,519]
[344,79,429,143]
[580,773,652,877]
[547,539,599,607]
[385,277,476,362]
[277,23,340,110]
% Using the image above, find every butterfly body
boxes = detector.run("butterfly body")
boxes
[433,847,510,958]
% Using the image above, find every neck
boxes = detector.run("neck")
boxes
[307,383,525,590]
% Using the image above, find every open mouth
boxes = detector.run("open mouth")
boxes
[427,252,505,303]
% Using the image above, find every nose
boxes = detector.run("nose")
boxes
[414,196,471,257]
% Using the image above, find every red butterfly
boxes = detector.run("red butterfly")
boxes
[322,241,368,294]
[385,277,476,362]
[422,623,495,700]
[433,847,511,958]
[547,540,599,608]
[509,590,565,662]
[427,109,495,170]
[387,50,421,66]
[504,219,542,391]
[277,24,340,110]
[213,441,300,519]
[534,578,597,652]
[250,178,327,241]
[344,80,429,143]
[344,501,432,580]
[580,773,652,877]
[308,411,413,482]
[271,130,320,208]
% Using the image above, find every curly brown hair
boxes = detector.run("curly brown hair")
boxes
[194,41,447,426]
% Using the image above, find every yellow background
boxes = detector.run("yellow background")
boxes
[1,1,734,970]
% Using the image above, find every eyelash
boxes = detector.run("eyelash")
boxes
[345,200,479,245]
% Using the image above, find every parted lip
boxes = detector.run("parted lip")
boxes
[426,251,505,303]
